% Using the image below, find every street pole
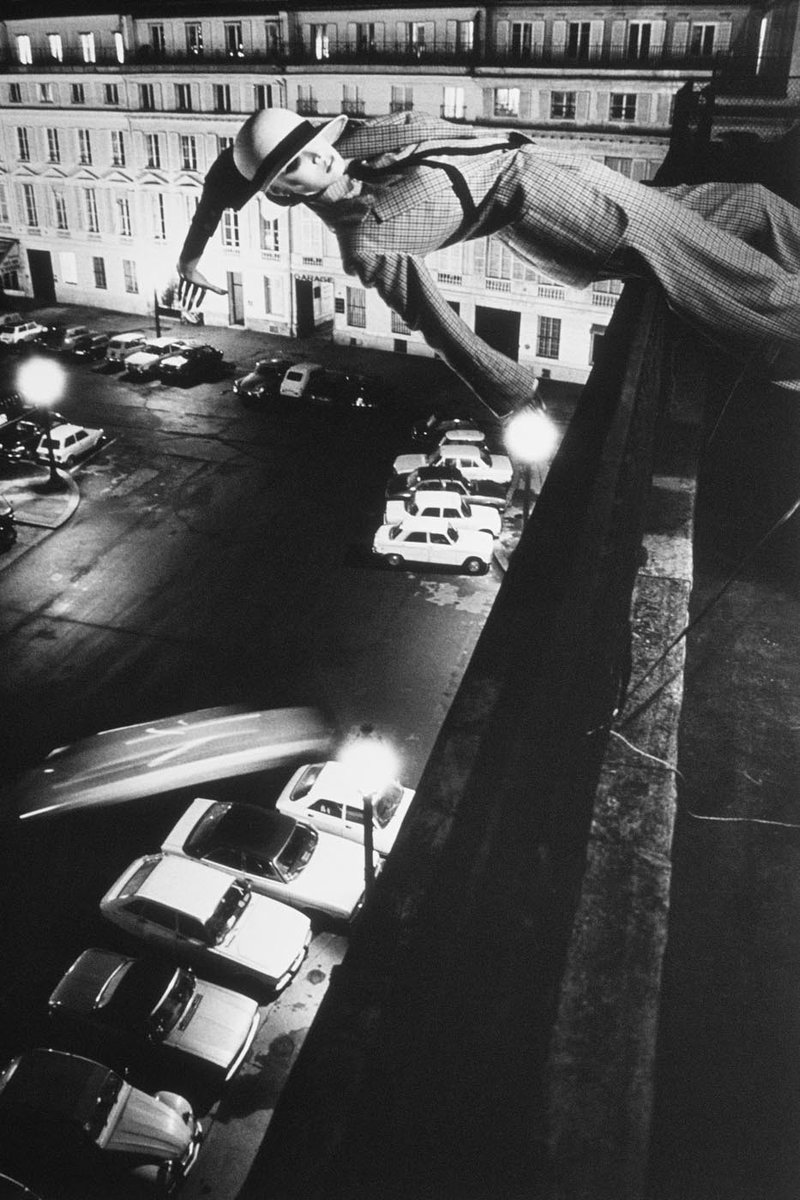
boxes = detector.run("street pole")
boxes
[42,405,60,491]
[363,793,375,902]
[153,290,162,337]
[522,464,532,528]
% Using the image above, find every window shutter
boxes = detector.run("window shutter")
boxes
[446,20,457,52]
[671,21,689,56]
[495,20,509,53]
[650,20,667,56]
[304,24,312,53]
[538,90,551,119]
[347,22,357,46]
[327,25,338,52]
[482,88,493,119]
[167,132,181,170]
[596,92,610,122]
[637,93,651,123]
[472,237,486,280]
[396,21,407,49]
[589,19,605,57]
[610,19,626,58]
[655,93,672,126]
[551,20,567,54]
[519,89,531,120]
[512,256,525,283]
[374,22,385,49]
[576,91,590,121]
[532,20,545,52]
[716,21,732,52]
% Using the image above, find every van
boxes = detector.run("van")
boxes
[0,320,48,346]
[105,330,147,363]
[13,705,334,818]
[279,362,323,399]
[34,422,104,467]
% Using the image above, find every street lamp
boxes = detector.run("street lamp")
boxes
[503,406,559,527]
[17,355,65,492]
[338,724,398,903]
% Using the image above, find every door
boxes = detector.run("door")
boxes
[27,249,56,304]
[295,279,314,337]
[226,272,244,325]
[474,306,520,361]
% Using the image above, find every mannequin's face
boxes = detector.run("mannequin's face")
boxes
[269,139,346,197]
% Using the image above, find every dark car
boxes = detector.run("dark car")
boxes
[71,333,110,361]
[305,370,394,417]
[158,344,224,386]
[385,463,508,511]
[0,392,25,422]
[0,420,43,462]
[410,413,488,446]
[233,357,294,406]
[0,496,16,552]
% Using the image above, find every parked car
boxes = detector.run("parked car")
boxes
[35,422,103,468]
[276,761,414,857]
[385,464,508,511]
[0,496,17,552]
[100,853,312,994]
[105,330,148,364]
[72,332,110,361]
[278,362,323,399]
[158,344,224,386]
[0,1047,202,1196]
[233,357,295,406]
[393,443,513,487]
[385,489,502,537]
[0,321,49,348]
[0,420,42,462]
[373,516,494,574]
[410,413,487,446]
[48,948,260,1091]
[58,325,93,353]
[305,370,394,416]
[161,798,377,922]
[125,337,195,378]
[0,312,25,330]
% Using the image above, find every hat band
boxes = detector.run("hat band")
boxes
[249,120,320,192]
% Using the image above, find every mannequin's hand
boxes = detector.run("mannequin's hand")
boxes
[176,258,227,315]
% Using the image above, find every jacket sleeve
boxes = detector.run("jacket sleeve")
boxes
[178,147,256,264]
[340,242,538,418]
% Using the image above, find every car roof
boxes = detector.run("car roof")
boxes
[411,490,469,505]
[285,362,322,372]
[394,516,461,532]
[40,423,88,438]
[0,1050,112,1122]
[131,854,231,918]
[437,443,488,455]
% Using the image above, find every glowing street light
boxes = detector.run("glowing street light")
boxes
[503,406,559,527]
[17,355,65,491]
[338,724,398,901]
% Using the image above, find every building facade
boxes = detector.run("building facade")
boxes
[0,1,796,382]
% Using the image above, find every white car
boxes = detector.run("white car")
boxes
[161,798,379,922]
[276,761,415,857]
[393,443,513,486]
[373,516,493,574]
[100,853,312,994]
[124,337,194,377]
[384,489,502,537]
[35,422,103,467]
[0,320,48,346]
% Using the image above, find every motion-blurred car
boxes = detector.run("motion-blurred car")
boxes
[0,1172,42,1199]
[100,853,312,994]
[276,761,414,857]
[161,798,376,922]
[72,332,110,361]
[373,517,493,574]
[58,325,93,353]
[124,337,194,378]
[233,357,295,406]
[35,422,103,468]
[0,1048,202,1196]
[385,464,508,511]
[49,948,259,1090]
[158,344,224,386]
[304,370,392,416]
[385,489,501,536]
[393,443,513,486]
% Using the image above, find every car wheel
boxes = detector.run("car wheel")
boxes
[464,556,487,575]
[385,554,403,569]
[64,455,75,468]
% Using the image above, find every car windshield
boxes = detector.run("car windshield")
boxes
[206,880,250,944]
[150,967,195,1036]
[290,764,323,800]
[388,526,401,540]
[373,782,405,828]
[275,823,318,881]
[107,959,195,1037]
[88,1070,124,1140]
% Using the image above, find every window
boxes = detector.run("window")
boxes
[9,83,22,104]
[691,24,716,57]
[105,83,119,106]
[628,23,652,60]
[123,259,139,293]
[342,85,364,116]
[213,84,231,113]
[494,88,520,117]
[265,22,281,56]
[175,84,192,112]
[311,24,330,60]
[179,135,197,172]
[22,184,39,228]
[567,22,591,61]
[218,135,234,155]
[47,129,61,164]
[610,93,637,122]
[403,22,427,56]
[53,191,68,231]
[151,193,166,240]
[60,252,78,285]
[93,257,107,289]
[48,33,63,61]
[486,238,513,280]
[550,91,576,119]
[111,131,126,167]
[114,32,125,63]
[17,128,30,163]
[346,286,366,328]
[17,36,32,65]
[186,23,203,56]
[604,156,656,182]
[391,311,411,336]
[0,185,8,224]
[145,133,161,168]
[356,23,377,53]
[78,129,92,165]
[390,85,413,114]
[150,24,166,55]
[254,84,276,110]
[297,85,317,116]
[537,315,561,359]
[84,189,99,233]
[442,87,464,120]
[140,83,156,111]
[592,278,623,299]
[222,209,240,249]
[80,32,96,64]
[225,22,243,57]
[71,83,85,105]
[511,22,534,57]
[116,196,132,237]
[263,276,273,313]
[260,214,280,253]
[39,84,54,104]
[455,20,474,53]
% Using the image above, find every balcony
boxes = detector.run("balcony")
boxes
[296,98,318,116]
[341,98,365,117]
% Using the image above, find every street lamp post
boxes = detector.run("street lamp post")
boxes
[338,724,398,904]
[503,406,560,529]
[17,356,66,492]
